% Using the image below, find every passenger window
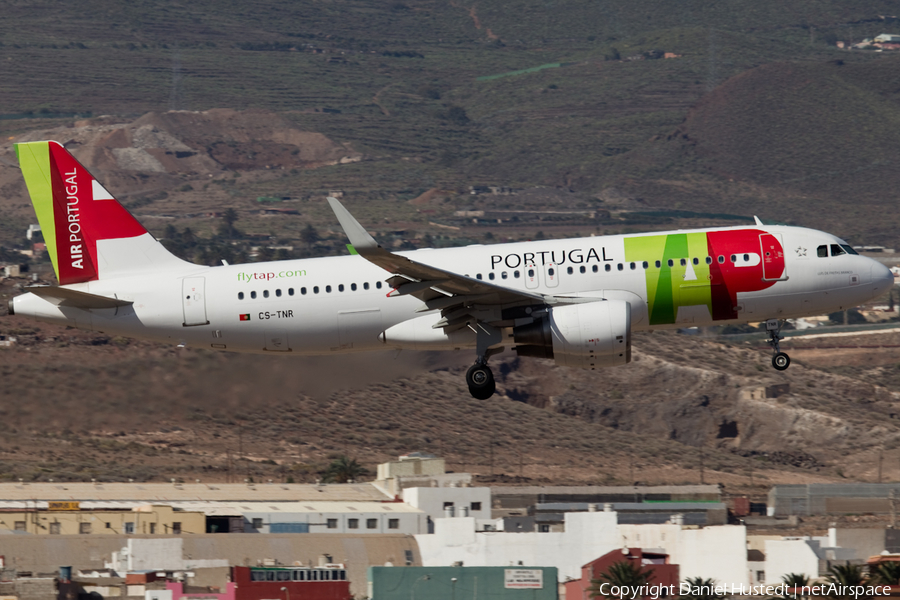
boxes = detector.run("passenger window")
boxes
[276,289,282,297]
[706,257,712,265]
[338,284,344,292]
[743,254,750,261]
[567,267,574,275]
[655,260,661,268]
[693,258,699,265]
[642,261,648,269]
[501,272,508,279]
[289,288,294,296]
[718,255,725,264]
[680,259,686,266]
[476,273,483,280]
[592,265,598,273]
[376,281,383,289]
[605,264,611,272]
[841,244,859,255]
[263,290,270,298]
[326,285,332,293]
[238,292,244,300]
[489,272,496,280]
[351,283,357,291]
[617,263,624,271]
[630,262,636,270]
[313,286,319,294]
[667,259,674,267]
[528,269,535,277]
[514,270,520,278]
[730,254,736,263]
[363,282,369,290]
[831,244,846,257]
[548,268,555,276]
[580,266,586,274]
[301,287,307,295]
[251,291,257,299]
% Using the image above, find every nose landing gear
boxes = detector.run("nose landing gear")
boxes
[765,319,791,371]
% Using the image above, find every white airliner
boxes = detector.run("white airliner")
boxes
[9,141,894,398]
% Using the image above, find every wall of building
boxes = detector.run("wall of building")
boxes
[764,540,820,584]
[368,566,558,600]
[403,487,491,522]
[829,528,887,560]
[415,512,620,582]
[0,506,204,535]
[618,524,749,587]
[241,509,424,535]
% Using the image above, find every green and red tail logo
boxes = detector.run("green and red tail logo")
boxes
[15,141,148,285]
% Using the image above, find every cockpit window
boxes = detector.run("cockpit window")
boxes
[817,245,828,258]
[841,244,859,255]
[830,244,846,257]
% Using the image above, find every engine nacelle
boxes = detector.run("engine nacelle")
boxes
[380,313,477,351]
[513,300,631,369]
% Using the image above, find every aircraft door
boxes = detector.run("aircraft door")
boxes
[338,308,383,350]
[524,264,539,290]
[544,263,559,288]
[760,233,787,281]
[182,277,209,326]
[264,332,291,352]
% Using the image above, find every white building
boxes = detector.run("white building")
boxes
[764,536,856,584]
[403,486,491,528]
[416,510,750,585]
[375,453,472,496]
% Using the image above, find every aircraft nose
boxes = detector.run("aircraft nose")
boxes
[871,261,894,293]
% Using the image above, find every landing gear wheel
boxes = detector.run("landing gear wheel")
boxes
[466,363,496,399]
[772,352,790,371]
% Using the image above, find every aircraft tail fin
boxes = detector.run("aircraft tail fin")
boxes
[15,141,188,285]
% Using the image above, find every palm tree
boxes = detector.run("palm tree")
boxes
[588,560,653,599]
[825,564,869,599]
[870,562,900,586]
[680,577,725,600]
[776,573,810,599]
[321,455,368,483]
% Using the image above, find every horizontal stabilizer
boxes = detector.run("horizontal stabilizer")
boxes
[25,286,133,309]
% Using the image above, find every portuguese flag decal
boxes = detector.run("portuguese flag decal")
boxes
[239,314,250,321]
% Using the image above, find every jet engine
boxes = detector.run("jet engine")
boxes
[513,300,631,369]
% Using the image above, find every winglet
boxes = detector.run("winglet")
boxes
[327,197,380,252]
[754,215,764,226]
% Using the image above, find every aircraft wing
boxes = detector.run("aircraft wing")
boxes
[328,198,554,315]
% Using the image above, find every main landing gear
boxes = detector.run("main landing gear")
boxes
[466,322,502,399]
[765,319,791,371]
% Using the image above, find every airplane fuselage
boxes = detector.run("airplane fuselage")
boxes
[12,224,893,355]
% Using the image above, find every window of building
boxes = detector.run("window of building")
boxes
[443,502,454,508]
[106,522,111,529]
[149,523,156,534]
[471,502,482,511]
[277,571,290,582]
[388,519,399,529]
[405,550,414,566]
[251,571,266,582]
[538,524,550,532]
[266,571,276,581]
[238,292,244,300]
[252,518,263,529]
[172,522,182,534]
[251,291,257,299]
[80,522,92,534]
[348,519,359,529]
[327,518,338,529]
[125,522,134,534]
[14,521,26,531]
[50,522,61,535]
[367,518,377,529]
